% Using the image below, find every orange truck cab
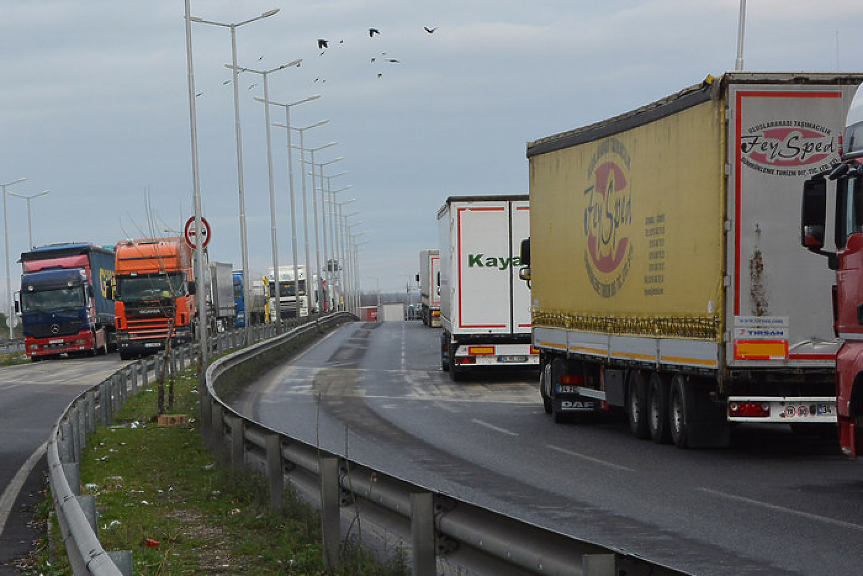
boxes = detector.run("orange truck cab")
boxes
[111,237,196,360]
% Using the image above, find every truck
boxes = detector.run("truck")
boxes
[17,243,115,359]
[801,83,863,456]
[437,195,538,381]
[232,270,269,327]
[266,265,315,319]
[521,72,863,447]
[417,249,441,327]
[233,270,246,327]
[112,237,197,359]
[207,261,235,331]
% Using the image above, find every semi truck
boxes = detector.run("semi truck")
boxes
[801,83,863,456]
[266,265,315,319]
[207,261,235,331]
[112,237,196,359]
[417,249,441,327]
[521,72,862,447]
[18,243,115,359]
[438,195,538,381]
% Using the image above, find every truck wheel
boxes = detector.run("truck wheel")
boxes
[669,374,688,448]
[648,372,672,444]
[540,362,552,414]
[627,370,650,439]
[440,333,450,372]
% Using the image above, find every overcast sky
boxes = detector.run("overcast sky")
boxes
[1,0,861,301]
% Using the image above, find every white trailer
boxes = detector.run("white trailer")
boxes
[437,195,538,380]
[208,262,235,330]
[418,249,441,327]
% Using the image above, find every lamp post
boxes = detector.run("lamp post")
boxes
[323,176,349,309]
[183,0,209,366]
[332,196,355,310]
[8,189,49,249]
[302,141,337,312]
[274,119,328,316]
[190,7,279,344]
[343,215,362,309]
[229,60,301,329]
[257,94,320,319]
[735,0,746,71]
[1,177,25,340]
[312,162,344,310]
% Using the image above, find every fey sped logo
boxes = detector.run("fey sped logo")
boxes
[740,120,836,176]
[583,138,633,298]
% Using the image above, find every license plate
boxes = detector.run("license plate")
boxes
[557,385,580,393]
[49,339,64,344]
[498,355,527,363]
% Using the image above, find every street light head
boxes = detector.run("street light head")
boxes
[189,15,203,22]
[273,122,287,128]
[261,8,280,18]
[286,58,302,68]
[307,94,322,102]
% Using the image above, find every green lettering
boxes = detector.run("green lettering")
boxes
[485,257,498,268]
[468,253,484,267]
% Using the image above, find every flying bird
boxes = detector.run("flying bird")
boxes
[222,79,231,85]
[386,58,399,63]
[317,39,328,49]
[248,83,258,90]
[424,26,438,34]
[369,28,380,37]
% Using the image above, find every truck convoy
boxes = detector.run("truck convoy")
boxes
[112,237,196,359]
[417,249,441,327]
[266,265,316,320]
[522,72,862,447]
[18,243,115,359]
[801,83,863,456]
[438,195,538,380]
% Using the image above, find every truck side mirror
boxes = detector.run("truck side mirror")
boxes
[520,237,531,265]
[189,281,196,295]
[415,273,420,282]
[801,178,827,250]
[14,300,19,314]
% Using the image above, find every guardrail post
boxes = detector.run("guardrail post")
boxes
[69,409,81,462]
[77,494,97,536]
[86,390,97,434]
[118,371,128,406]
[63,462,80,495]
[320,457,341,569]
[101,381,112,426]
[76,404,87,458]
[200,382,212,449]
[229,415,245,470]
[210,403,225,456]
[129,365,138,395]
[108,551,134,576]
[178,346,185,372]
[265,432,284,510]
[111,375,121,414]
[583,554,617,576]
[411,492,436,576]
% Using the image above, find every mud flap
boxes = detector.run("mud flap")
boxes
[683,383,730,449]
[553,396,602,414]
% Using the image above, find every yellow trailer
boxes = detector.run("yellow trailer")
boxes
[523,72,863,447]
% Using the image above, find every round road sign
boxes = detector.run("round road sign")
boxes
[184,216,211,249]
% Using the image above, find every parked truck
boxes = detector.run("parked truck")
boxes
[112,237,196,359]
[18,243,115,359]
[801,83,863,456]
[438,195,538,380]
[266,265,315,319]
[521,72,862,447]
[417,249,441,327]
[207,261,235,331]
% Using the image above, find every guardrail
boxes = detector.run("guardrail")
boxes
[49,314,684,575]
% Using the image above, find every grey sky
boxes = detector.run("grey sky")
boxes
[1,0,860,299]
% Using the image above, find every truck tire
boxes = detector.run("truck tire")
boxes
[648,372,672,444]
[540,362,552,414]
[627,370,650,439]
[440,332,450,372]
[669,374,688,448]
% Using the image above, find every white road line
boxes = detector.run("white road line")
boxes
[546,444,634,472]
[697,487,863,532]
[472,419,519,436]
[0,441,46,538]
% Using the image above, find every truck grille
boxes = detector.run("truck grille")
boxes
[30,321,81,339]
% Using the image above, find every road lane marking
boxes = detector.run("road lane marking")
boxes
[697,487,863,532]
[0,441,46,538]
[546,444,634,472]
[472,419,519,436]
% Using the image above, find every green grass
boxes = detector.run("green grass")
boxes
[30,366,408,575]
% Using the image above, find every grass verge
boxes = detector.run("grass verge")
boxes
[28,365,408,575]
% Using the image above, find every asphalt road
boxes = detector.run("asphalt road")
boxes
[0,355,126,573]
[233,320,863,576]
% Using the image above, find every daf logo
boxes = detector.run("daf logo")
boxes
[561,401,594,411]
[51,324,60,335]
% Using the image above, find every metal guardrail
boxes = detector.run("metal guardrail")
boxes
[49,315,684,575]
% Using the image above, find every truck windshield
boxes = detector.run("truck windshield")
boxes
[118,273,185,302]
[20,286,85,313]
[270,280,306,297]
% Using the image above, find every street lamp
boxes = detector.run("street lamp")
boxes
[302,141,337,312]
[8,189,49,249]
[228,59,302,328]
[311,161,344,310]
[257,94,320,318]
[330,192,354,309]
[274,119,328,316]
[191,7,279,344]
[322,175,349,309]
[1,177,25,340]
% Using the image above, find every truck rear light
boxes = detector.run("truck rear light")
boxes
[728,402,770,418]
[560,374,584,385]
[530,347,540,355]
[468,346,495,355]
[455,357,476,365]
